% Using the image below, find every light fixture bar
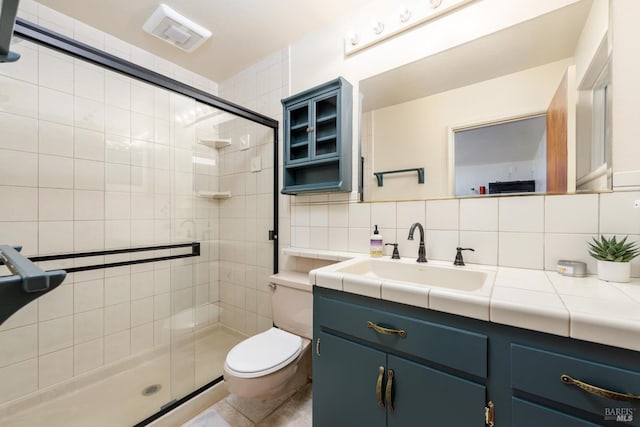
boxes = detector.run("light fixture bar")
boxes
[345,0,476,55]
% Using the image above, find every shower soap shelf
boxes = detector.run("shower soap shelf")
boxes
[197,191,232,198]
[198,138,231,149]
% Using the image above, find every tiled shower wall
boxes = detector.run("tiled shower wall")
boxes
[216,50,288,336]
[0,1,222,405]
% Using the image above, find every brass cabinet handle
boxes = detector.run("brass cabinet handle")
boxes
[561,374,640,401]
[484,401,495,427]
[376,366,385,408]
[386,369,395,413]
[367,321,407,338]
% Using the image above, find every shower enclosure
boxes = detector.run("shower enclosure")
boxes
[0,15,278,427]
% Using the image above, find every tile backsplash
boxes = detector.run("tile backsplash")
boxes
[287,191,640,277]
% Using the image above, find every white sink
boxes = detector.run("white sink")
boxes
[331,257,493,292]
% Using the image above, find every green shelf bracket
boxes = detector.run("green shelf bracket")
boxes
[374,168,424,187]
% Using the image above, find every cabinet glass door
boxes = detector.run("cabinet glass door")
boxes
[313,331,387,427]
[288,102,310,162]
[313,91,339,158]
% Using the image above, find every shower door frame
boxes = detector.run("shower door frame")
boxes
[13,17,280,426]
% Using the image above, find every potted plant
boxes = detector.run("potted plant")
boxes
[588,235,639,283]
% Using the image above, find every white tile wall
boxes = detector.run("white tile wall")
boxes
[460,198,498,231]
[600,191,640,235]
[285,192,640,277]
[426,199,458,230]
[499,195,544,232]
[545,194,598,233]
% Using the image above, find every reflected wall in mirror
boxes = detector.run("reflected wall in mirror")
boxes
[453,114,547,197]
[360,0,610,202]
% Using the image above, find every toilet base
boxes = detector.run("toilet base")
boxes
[224,346,311,423]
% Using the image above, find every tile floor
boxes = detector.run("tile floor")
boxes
[184,383,312,427]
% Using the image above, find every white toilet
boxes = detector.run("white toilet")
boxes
[223,271,312,399]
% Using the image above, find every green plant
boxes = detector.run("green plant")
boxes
[588,235,640,262]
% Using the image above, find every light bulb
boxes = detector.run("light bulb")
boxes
[347,31,360,46]
[399,8,411,23]
[371,20,384,35]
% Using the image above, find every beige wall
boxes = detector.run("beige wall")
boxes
[611,0,640,188]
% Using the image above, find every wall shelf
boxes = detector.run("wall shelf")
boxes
[198,138,231,149]
[282,247,359,261]
[196,191,231,199]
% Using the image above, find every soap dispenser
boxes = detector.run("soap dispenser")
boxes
[370,225,383,257]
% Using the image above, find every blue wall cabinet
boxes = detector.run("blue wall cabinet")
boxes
[281,77,352,194]
[313,287,640,426]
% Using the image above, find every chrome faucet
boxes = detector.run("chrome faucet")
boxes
[407,223,427,263]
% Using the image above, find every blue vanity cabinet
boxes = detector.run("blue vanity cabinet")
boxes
[313,287,489,427]
[313,286,640,427]
[313,331,387,427]
[281,77,352,194]
[510,344,640,426]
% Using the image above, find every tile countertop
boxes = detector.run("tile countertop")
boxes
[308,256,640,353]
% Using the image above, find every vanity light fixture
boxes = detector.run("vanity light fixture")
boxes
[344,0,476,55]
[399,7,412,23]
[371,20,385,35]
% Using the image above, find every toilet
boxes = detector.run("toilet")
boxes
[223,271,312,399]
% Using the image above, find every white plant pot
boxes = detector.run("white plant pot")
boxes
[597,260,631,283]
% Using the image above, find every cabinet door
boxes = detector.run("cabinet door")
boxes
[387,355,487,427]
[312,90,340,159]
[286,100,311,163]
[313,331,387,427]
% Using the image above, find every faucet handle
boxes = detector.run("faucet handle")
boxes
[454,247,475,266]
[385,243,400,259]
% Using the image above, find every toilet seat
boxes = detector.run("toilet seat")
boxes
[225,327,303,379]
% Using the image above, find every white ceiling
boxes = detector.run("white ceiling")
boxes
[34,0,373,82]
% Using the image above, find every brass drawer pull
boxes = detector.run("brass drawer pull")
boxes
[367,321,407,337]
[376,366,385,408]
[386,369,395,413]
[561,374,640,401]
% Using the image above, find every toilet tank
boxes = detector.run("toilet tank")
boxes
[269,272,312,339]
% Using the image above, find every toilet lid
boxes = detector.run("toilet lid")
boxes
[225,327,303,378]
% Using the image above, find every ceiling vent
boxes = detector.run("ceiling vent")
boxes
[143,4,211,53]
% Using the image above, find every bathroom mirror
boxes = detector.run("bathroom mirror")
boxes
[360,0,611,202]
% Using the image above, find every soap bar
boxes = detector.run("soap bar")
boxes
[557,260,587,277]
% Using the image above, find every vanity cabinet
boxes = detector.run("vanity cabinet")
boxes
[313,288,488,427]
[281,77,352,194]
[313,287,640,427]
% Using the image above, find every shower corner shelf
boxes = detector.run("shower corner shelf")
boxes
[196,190,232,199]
[198,138,231,149]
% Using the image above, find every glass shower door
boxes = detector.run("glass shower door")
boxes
[0,37,275,426]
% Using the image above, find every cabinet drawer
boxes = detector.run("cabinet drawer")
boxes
[511,344,640,421]
[512,398,601,427]
[315,293,487,378]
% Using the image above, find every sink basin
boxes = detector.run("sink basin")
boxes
[333,258,492,292]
